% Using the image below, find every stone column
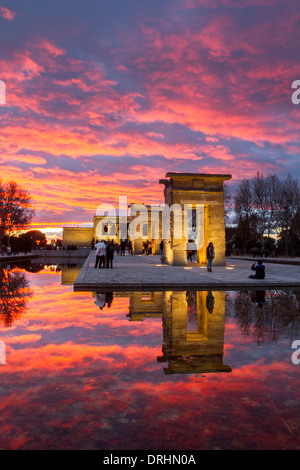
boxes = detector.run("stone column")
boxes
[171,208,188,266]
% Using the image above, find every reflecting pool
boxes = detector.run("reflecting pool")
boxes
[0,263,299,450]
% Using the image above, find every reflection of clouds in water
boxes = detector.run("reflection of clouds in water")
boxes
[0,267,32,327]
[0,271,299,450]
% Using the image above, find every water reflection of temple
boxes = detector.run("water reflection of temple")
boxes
[59,264,300,374]
[61,264,83,285]
[128,290,231,375]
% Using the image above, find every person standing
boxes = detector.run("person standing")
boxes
[206,242,215,272]
[94,240,101,268]
[100,240,107,268]
[120,239,126,256]
[94,239,106,268]
[160,240,164,258]
[106,241,114,269]
[186,240,193,262]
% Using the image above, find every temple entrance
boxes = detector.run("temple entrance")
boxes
[185,203,208,264]
[159,172,231,266]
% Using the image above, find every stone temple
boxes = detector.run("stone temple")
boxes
[62,172,232,266]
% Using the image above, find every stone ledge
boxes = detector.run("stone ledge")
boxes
[73,253,300,292]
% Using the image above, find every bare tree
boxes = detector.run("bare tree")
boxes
[234,178,253,220]
[291,209,300,242]
[233,172,300,255]
[276,174,300,254]
[251,171,281,247]
[265,174,281,237]
[0,181,35,247]
[234,179,257,253]
[234,172,281,252]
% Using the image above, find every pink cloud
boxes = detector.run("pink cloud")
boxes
[0,7,17,20]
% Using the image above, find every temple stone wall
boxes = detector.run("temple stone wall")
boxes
[93,215,131,243]
[129,204,162,255]
[62,227,94,248]
[61,265,83,285]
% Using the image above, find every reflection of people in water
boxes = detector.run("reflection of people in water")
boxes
[94,292,106,310]
[251,290,265,308]
[94,292,114,310]
[105,292,113,308]
[206,291,215,314]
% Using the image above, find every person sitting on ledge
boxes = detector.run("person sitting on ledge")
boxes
[249,260,265,279]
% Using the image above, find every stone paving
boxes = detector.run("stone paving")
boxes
[73,251,300,291]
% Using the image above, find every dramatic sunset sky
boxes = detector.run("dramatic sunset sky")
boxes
[0,0,300,236]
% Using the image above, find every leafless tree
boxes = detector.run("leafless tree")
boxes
[233,172,300,255]
[251,171,281,247]
[234,178,258,253]
[234,172,282,251]
[276,174,300,253]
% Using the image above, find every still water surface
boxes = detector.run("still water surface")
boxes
[0,263,299,450]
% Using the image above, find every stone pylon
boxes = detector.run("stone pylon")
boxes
[159,172,232,266]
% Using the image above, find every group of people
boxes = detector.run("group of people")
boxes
[94,239,115,269]
[92,238,133,256]
[94,292,113,310]
[116,239,132,256]
[142,240,153,255]
[93,238,266,279]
